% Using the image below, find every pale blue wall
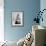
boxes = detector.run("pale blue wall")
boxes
[4,0,40,42]
[40,0,46,27]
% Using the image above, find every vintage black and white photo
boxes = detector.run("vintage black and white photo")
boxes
[12,11,24,26]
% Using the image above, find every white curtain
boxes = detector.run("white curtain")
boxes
[0,0,4,42]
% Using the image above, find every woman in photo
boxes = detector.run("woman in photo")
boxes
[15,14,21,24]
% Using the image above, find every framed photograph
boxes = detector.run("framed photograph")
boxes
[12,11,24,26]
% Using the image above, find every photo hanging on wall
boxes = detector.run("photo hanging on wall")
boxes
[12,11,24,27]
